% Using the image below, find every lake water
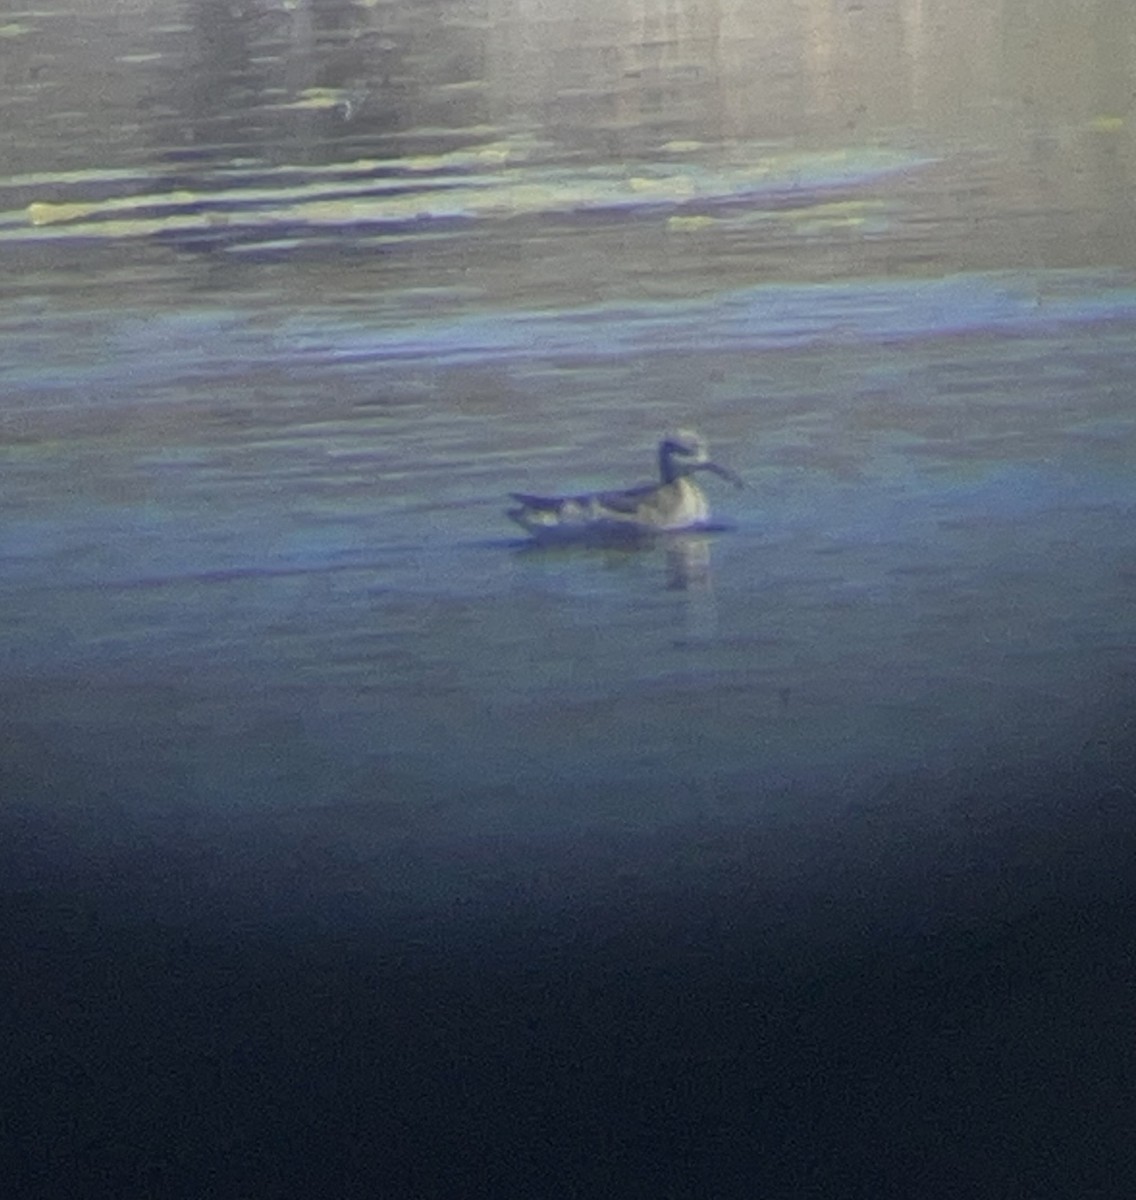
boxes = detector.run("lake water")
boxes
[3,2,1135,1195]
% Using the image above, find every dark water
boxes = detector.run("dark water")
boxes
[3,2,1136,1196]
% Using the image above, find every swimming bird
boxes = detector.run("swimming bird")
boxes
[507,429,742,541]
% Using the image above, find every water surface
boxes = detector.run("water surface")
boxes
[3,3,1135,1194]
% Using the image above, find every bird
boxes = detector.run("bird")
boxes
[507,429,742,541]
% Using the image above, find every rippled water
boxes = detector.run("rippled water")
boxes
[3,1,1136,870]
[4,3,1136,1195]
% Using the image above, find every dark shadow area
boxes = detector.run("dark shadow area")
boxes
[3,732,1135,1199]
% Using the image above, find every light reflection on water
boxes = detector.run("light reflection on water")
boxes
[3,10,1136,1196]
[1,0,1135,881]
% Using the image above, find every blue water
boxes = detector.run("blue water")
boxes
[3,268,1134,851]
[5,5,1136,1197]
[8,269,1136,391]
[278,270,1136,364]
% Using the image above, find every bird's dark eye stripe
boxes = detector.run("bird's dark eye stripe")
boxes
[663,440,694,455]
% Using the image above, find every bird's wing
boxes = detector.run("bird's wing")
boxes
[508,492,565,510]
[593,483,657,514]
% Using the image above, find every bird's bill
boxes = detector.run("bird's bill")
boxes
[699,461,744,488]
